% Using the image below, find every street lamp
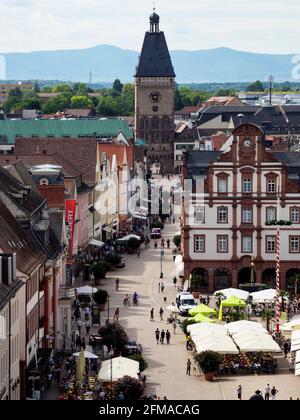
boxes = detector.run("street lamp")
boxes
[250,256,255,284]
[160,247,164,278]
[91,272,95,327]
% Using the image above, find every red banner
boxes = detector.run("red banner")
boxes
[65,199,76,265]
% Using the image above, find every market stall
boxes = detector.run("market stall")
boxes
[249,289,276,303]
[189,304,217,317]
[218,296,246,321]
[98,357,139,383]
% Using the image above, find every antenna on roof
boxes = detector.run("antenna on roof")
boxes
[89,68,93,86]
[269,75,274,105]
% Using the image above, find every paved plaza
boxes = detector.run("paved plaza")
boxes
[98,218,300,401]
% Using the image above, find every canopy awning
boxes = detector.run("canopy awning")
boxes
[89,239,105,248]
[214,288,249,300]
[225,320,266,335]
[218,296,246,321]
[98,357,139,382]
[73,351,99,359]
[189,304,217,317]
[250,289,277,302]
[76,286,97,296]
[191,313,216,324]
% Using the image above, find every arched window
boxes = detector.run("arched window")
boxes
[151,117,160,130]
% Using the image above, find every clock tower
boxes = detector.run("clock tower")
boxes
[135,11,176,172]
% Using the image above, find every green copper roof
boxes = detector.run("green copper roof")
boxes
[0,119,133,144]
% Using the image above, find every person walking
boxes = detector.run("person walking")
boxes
[161,238,165,248]
[173,319,177,334]
[114,307,120,321]
[161,283,165,293]
[85,320,91,336]
[75,334,81,351]
[186,359,191,376]
[160,329,165,344]
[264,384,270,400]
[271,386,278,400]
[154,240,158,249]
[77,319,82,335]
[283,341,289,358]
[158,282,161,293]
[237,385,242,400]
[166,330,171,344]
[155,328,160,344]
[173,277,177,288]
[167,239,170,249]
[159,307,164,321]
[81,337,86,351]
[115,278,119,291]
[137,248,141,258]
[150,308,154,322]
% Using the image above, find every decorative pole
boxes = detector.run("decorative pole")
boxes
[275,178,281,336]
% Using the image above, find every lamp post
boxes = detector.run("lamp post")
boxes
[250,256,255,284]
[91,272,95,327]
[160,247,164,278]
[107,294,110,324]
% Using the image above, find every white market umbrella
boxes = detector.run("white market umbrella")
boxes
[73,351,99,359]
[174,255,183,266]
[98,357,139,382]
[76,286,98,296]
[89,239,105,248]
[296,352,300,364]
[225,320,265,335]
[119,234,141,241]
[214,288,249,300]
[176,262,184,277]
[195,337,238,354]
[166,305,180,313]
[250,289,277,303]
[187,323,224,334]
[281,320,300,332]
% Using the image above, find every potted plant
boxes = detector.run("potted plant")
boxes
[126,237,140,254]
[195,351,222,382]
[93,289,108,311]
[104,253,122,269]
[91,262,108,284]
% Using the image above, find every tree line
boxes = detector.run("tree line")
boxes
[1,79,300,117]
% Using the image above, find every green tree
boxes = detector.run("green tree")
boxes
[3,87,23,112]
[98,96,120,116]
[98,322,129,353]
[22,92,42,110]
[34,80,40,93]
[247,80,264,92]
[113,79,124,93]
[73,82,92,96]
[70,95,93,109]
[41,93,72,113]
[52,84,73,94]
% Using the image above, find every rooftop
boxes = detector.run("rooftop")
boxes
[0,118,133,145]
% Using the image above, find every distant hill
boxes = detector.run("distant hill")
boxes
[1,45,296,83]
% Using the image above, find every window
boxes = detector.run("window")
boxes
[242,236,252,253]
[218,207,228,223]
[194,235,205,252]
[266,207,277,223]
[194,206,205,223]
[290,236,300,253]
[290,207,300,224]
[242,208,252,223]
[218,178,227,193]
[243,178,252,193]
[217,235,228,253]
[267,179,276,193]
[266,236,276,253]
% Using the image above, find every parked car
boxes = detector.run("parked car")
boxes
[151,228,161,239]
[115,258,126,268]
[123,340,143,356]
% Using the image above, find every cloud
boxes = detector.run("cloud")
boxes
[0,0,299,54]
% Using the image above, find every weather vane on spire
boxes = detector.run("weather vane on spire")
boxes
[153,2,156,12]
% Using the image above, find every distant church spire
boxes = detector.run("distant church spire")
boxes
[150,5,160,33]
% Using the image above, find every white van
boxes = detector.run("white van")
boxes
[176,292,197,315]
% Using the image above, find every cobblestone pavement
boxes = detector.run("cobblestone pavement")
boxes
[99,217,300,400]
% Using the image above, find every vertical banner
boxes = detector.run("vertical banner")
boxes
[65,199,77,285]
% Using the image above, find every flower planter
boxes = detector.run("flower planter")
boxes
[204,372,215,382]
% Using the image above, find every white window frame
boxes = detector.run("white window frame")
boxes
[243,178,252,193]
[194,235,205,252]
[242,208,252,223]
[242,236,252,253]
[266,236,276,253]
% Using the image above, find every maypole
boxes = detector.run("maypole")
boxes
[275,178,281,336]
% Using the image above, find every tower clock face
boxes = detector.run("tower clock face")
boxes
[243,138,252,147]
[149,91,162,103]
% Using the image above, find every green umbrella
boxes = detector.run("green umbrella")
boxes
[191,313,216,323]
[188,304,217,317]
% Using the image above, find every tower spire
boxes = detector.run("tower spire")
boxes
[150,5,160,33]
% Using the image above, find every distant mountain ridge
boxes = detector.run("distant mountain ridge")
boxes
[1,45,296,83]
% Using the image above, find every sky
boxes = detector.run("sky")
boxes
[0,0,299,54]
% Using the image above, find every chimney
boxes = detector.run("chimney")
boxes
[0,253,16,285]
